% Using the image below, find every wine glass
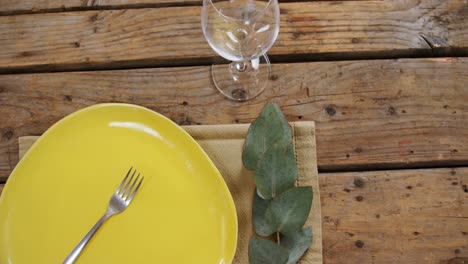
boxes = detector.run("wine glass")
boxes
[202,0,280,101]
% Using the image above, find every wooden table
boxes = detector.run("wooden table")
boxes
[0,0,467,263]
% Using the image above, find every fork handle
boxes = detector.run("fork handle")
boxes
[63,213,111,264]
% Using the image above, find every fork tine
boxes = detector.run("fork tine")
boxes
[123,173,140,200]
[115,166,133,194]
[126,176,144,203]
[119,169,136,196]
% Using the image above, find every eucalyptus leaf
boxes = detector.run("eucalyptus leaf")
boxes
[282,227,313,264]
[254,143,297,199]
[253,191,276,236]
[249,237,289,264]
[242,102,292,170]
[265,187,313,235]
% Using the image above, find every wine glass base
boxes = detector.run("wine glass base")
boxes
[211,54,271,101]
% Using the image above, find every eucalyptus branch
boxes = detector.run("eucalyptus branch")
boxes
[243,102,314,264]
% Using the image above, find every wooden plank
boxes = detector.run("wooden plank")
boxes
[0,0,199,15]
[0,0,395,15]
[320,167,468,264]
[0,0,467,73]
[0,57,467,179]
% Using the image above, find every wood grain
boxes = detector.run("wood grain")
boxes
[0,0,466,72]
[320,167,468,264]
[0,0,200,15]
[0,0,413,15]
[0,57,467,180]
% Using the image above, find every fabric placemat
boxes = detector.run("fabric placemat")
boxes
[18,121,322,264]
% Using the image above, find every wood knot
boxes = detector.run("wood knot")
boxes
[178,116,193,125]
[19,51,36,57]
[292,32,305,40]
[89,14,98,22]
[269,74,279,81]
[387,106,397,116]
[181,101,188,106]
[355,196,364,202]
[354,178,365,188]
[354,147,363,153]
[325,105,336,116]
[74,42,80,48]
[64,95,73,101]
[413,231,420,236]
[2,130,13,140]
[231,88,247,100]
[355,240,364,248]
[351,38,360,44]
[406,186,413,190]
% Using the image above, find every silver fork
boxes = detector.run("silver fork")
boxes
[63,167,144,264]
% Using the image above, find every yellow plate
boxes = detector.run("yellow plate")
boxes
[0,104,237,263]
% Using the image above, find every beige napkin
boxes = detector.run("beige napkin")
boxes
[19,122,322,264]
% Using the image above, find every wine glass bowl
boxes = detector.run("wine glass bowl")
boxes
[202,0,280,101]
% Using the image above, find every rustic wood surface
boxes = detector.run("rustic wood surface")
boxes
[1,167,466,263]
[1,0,467,262]
[0,0,384,15]
[0,0,466,73]
[0,0,199,15]
[320,167,468,264]
[1,57,467,180]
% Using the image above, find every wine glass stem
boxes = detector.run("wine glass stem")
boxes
[234,62,247,72]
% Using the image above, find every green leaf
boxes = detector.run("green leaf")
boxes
[266,187,313,235]
[254,143,297,199]
[242,102,292,170]
[252,191,276,236]
[282,227,313,264]
[249,237,289,264]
